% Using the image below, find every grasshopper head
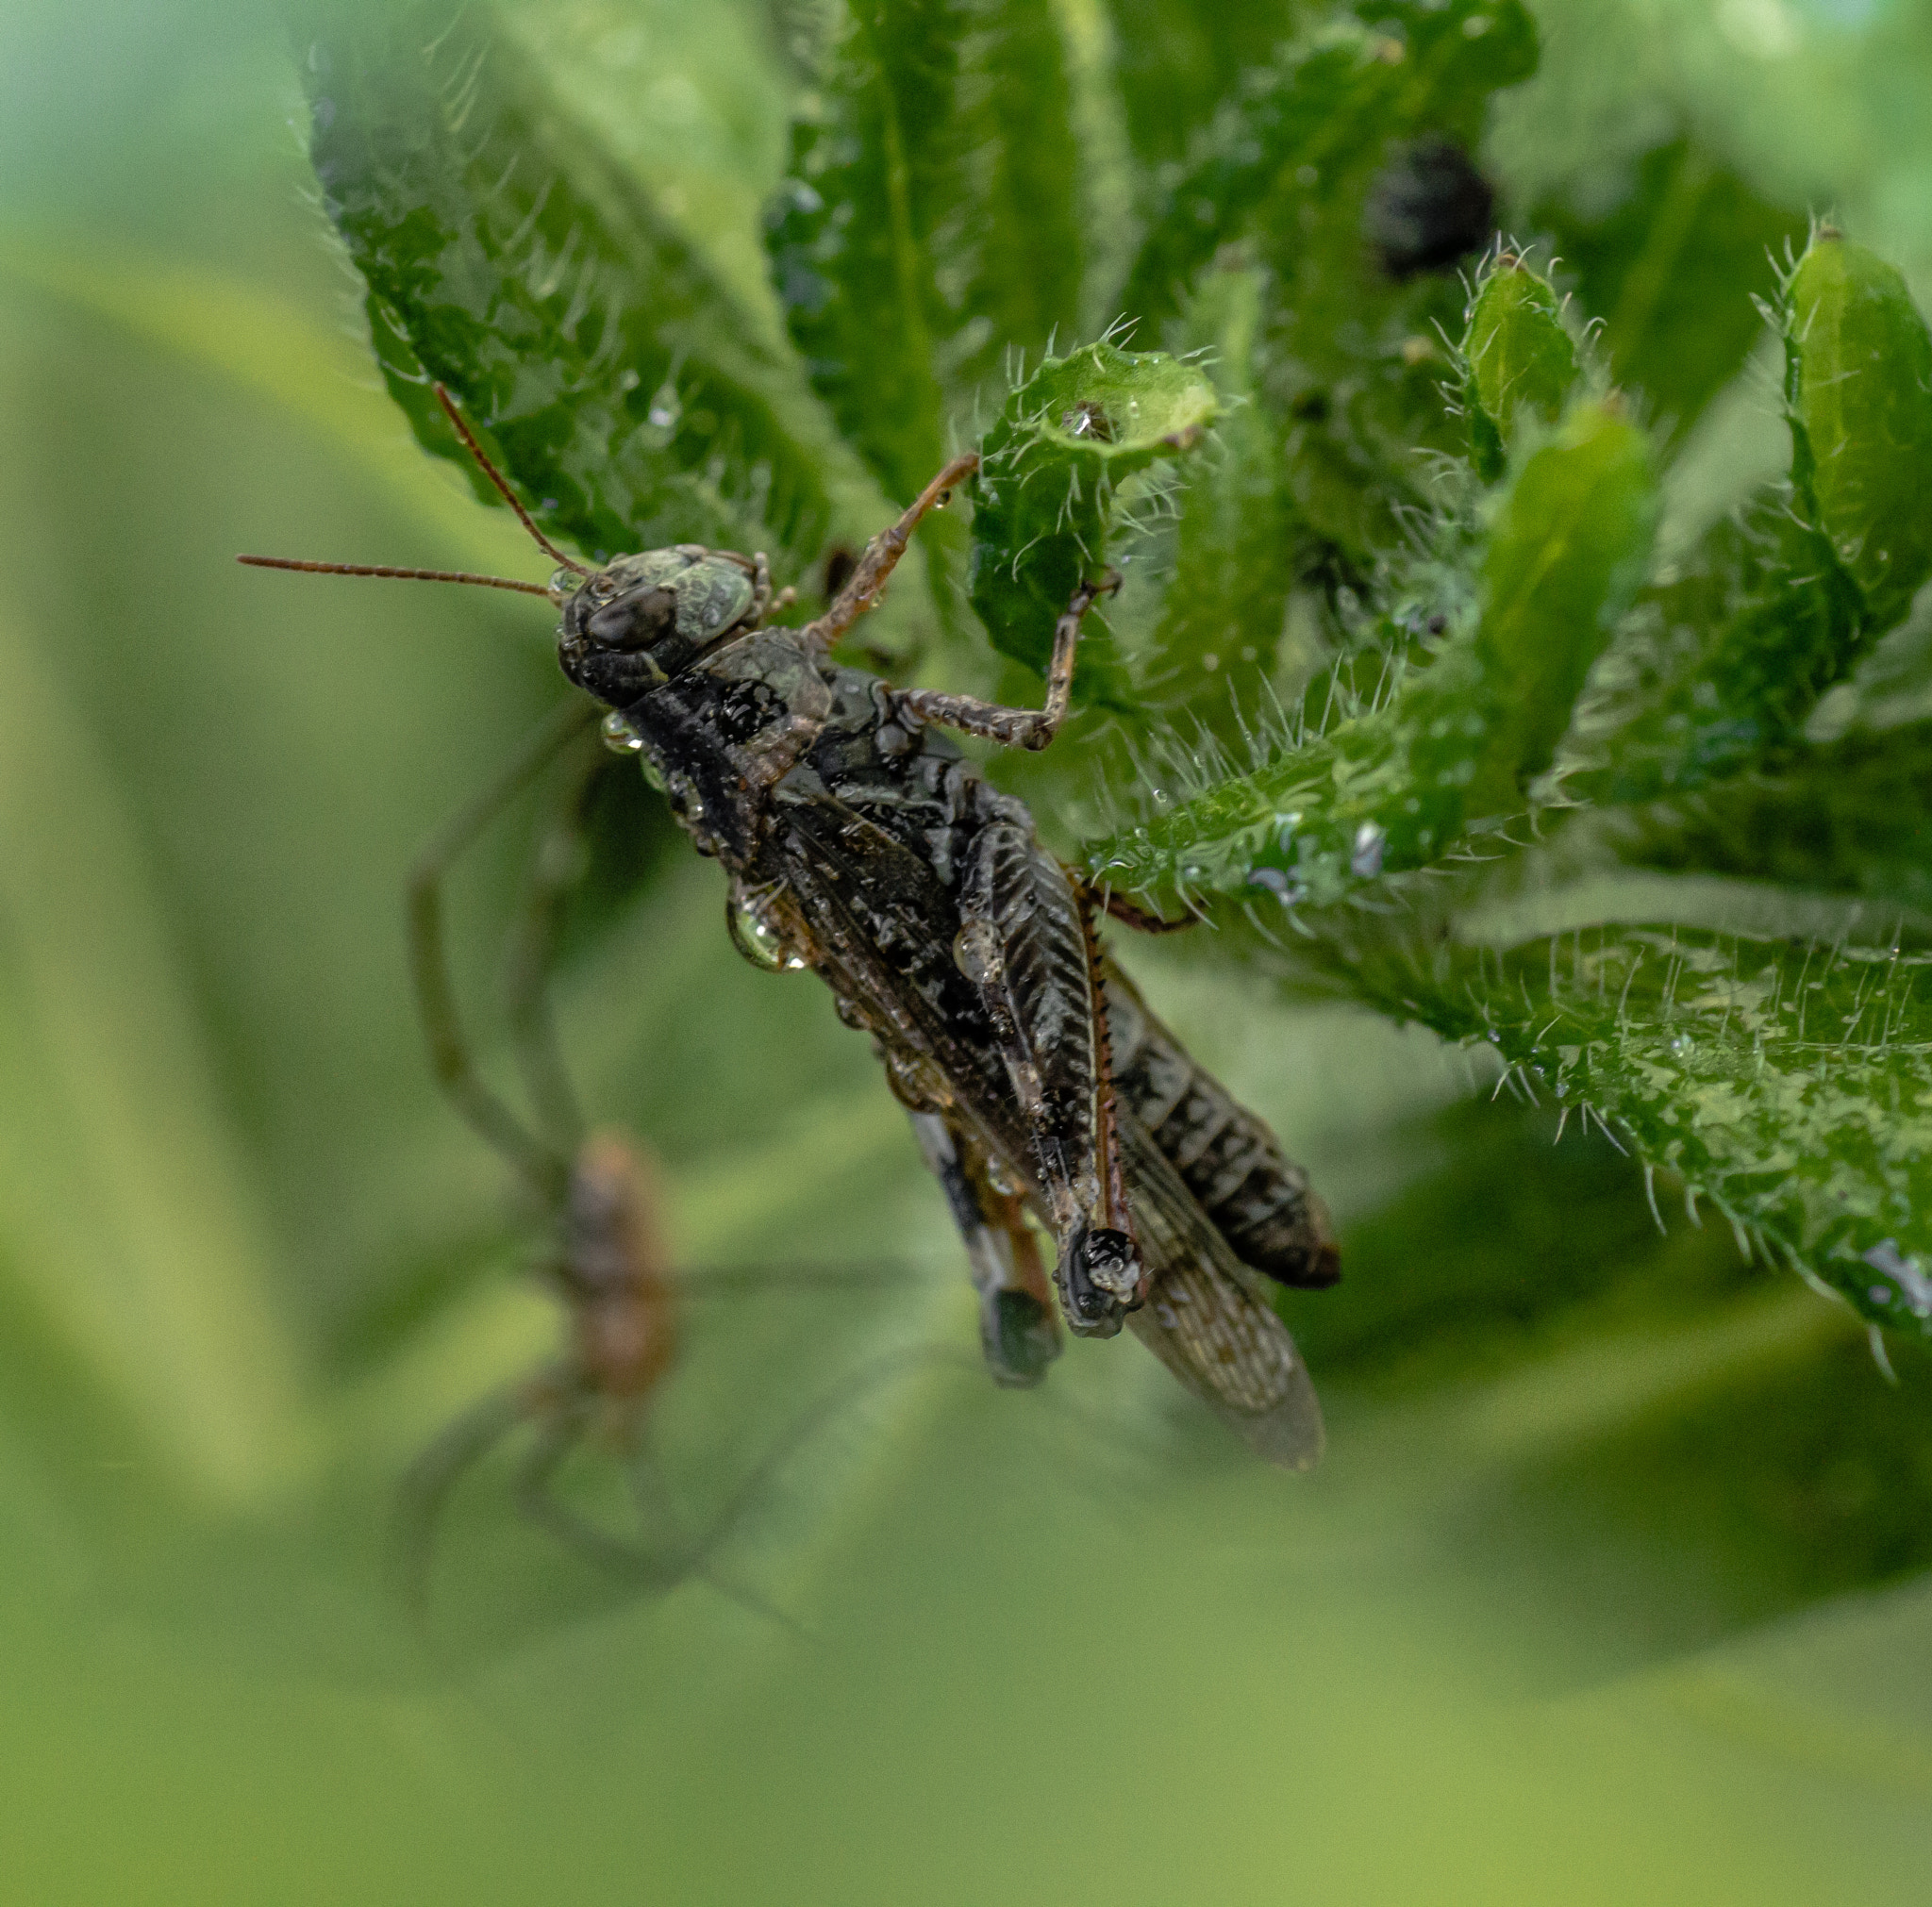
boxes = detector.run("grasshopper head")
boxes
[557,547,759,705]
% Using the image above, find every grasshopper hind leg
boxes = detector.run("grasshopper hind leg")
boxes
[909,1112,1061,1386]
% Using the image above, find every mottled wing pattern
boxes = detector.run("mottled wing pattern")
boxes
[770,787,991,1083]
[1117,1108,1325,1470]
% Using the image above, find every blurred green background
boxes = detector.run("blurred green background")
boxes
[4,0,1932,1899]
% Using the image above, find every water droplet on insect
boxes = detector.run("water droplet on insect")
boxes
[954,920,1004,987]
[601,710,644,755]
[726,889,806,972]
[640,756,667,794]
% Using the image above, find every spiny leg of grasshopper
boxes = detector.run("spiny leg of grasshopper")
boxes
[908,1113,1060,1386]
[798,453,981,654]
[897,572,1121,751]
[798,456,1120,754]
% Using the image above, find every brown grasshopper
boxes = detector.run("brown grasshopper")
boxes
[242,388,1340,1468]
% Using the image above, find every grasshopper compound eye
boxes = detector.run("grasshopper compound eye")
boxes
[585,586,678,651]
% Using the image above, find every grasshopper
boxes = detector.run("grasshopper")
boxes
[242,387,1340,1467]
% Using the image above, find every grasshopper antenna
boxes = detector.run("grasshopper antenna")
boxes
[234,556,555,596]
[430,382,590,576]
[237,382,591,590]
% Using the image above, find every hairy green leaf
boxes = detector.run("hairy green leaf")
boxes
[1786,229,1932,631]
[969,341,1217,704]
[1324,923,1932,1340]
[1144,262,1299,727]
[764,0,1084,507]
[306,0,837,569]
[1568,502,1863,804]
[1475,398,1657,792]
[1560,234,1930,810]
[1101,0,1304,174]
[1611,721,1932,920]
[1089,399,1654,904]
[1118,0,1536,341]
[1460,252,1580,481]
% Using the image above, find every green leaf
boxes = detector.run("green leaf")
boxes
[969,340,1217,705]
[1323,922,1932,1340]
[1474,398,1657,793]
[0,604,305,1506]
[1570,501,1864,804]
[1118,0,1537,341]
[1610,721,1932,920]
[1532,136,1807,443]
[1786,229,1932,632]
[1101,0,1304,174]
[1088,399,1656,905]
[1559,238,1931,812]
[764,0,1085,506]
[1459,252,1580,482]
[1143,262,1298,727]
[306,0,838,569]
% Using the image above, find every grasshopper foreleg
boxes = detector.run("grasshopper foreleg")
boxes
[800,453,981,654]
[898,572,1120,751]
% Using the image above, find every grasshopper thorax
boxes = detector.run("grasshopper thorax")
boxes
[557,546,761,705]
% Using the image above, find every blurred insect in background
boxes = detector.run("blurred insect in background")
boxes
[242,384,1341,1472]
[390,711,943,1618]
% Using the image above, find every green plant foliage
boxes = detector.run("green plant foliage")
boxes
[1786,230,1932,630]
[968,340,1217,701]
[1460,253,1580,480]
[1086,200,1932,1334]
[1324,925,1932,1336]
[1532,135,1807,443]
[1143,261,1299,730]
[292,0,1932,1415]
[1118,0,1535,340]
[1093,398,1655,904]
[304,0,843,569]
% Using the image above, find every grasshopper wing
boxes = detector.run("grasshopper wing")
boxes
[1118,1109,1325,1469]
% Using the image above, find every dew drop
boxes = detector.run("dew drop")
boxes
[726,888,806,973]
[601,710,645,755]
[953,920,1004,987]
[1351,821,1386,878]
